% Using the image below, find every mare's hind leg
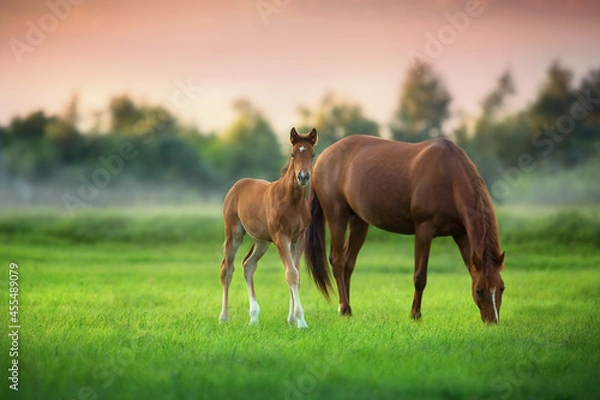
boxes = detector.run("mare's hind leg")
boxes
[219,220,245,323]
[411,222,434,320]
[328,214,351,316]
[242,239,270,325]
[342,215,369,314]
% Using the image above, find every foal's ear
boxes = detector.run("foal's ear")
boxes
[307,128,318,146]
[290,127,300,145]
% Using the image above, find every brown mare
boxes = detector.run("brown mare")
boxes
[219,128,318,328]
[305,135,505,324]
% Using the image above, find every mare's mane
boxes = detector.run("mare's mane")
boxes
[455,146,503,276]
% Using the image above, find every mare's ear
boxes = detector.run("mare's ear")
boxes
[497,251,505,269]
[307,128,318,146]
[290,127,300,145]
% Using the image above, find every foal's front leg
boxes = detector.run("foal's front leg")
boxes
[287,235,306,325]
[275,235,308,329]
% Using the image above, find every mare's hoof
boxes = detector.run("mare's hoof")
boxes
[338,305,353,317]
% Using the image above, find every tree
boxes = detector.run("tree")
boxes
[135,104,178,140]
[44,95,85,164]
[471,70,521,164]
[528,61,581,167]
[297,92,379,149]
[45,94,80,142]
[480,70,516,121]
[390,61,451,142]
[216,99,283,184]
[530,61,574,126]
[10,110,48,141]
[109,95,142,134]
[576,67,600,131]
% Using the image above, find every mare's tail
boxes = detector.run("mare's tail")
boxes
[305,187,333,301]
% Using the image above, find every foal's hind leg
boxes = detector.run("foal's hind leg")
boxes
[242,239,270,325]
[219,221,245,323]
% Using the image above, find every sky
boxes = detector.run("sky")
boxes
[2,0,600,138]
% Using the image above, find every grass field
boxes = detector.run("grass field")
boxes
[1,205,599,400]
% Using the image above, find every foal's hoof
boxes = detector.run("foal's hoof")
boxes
[219,315,229,324]
[296,320,309,329]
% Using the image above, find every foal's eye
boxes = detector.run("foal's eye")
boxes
[500,287,505,294]
[311,153,316,158]
[290,153,295,158]
[476,289,484,297]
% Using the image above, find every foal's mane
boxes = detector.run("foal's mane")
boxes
[456,147,503,275]
[280,159,290,178]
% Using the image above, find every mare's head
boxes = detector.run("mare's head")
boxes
[469,251,505,324]
[289,127,317,186]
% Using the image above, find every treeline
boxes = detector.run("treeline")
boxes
[1,60,599,203]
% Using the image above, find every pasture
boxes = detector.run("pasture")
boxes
[1,205,599,400]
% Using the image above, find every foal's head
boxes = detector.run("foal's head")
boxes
[289,127,317,186]
[469,252,505,324]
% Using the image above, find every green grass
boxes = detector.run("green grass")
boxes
[1,205,599,400]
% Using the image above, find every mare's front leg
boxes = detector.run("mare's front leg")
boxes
[411,222,434,320]
[275,235,308,328]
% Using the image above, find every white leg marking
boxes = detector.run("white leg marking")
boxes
[491,288,498,323]
[219,291,229,323]
[290,285,308,329]
[287,290,296,325]
[249,297,260,325]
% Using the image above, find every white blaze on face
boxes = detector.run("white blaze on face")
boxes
[299,145,306,153]
[491,288,498,323]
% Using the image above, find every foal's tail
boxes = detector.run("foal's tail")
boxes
[305,187,333,301]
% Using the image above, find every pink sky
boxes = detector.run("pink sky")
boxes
[2,0,600,137]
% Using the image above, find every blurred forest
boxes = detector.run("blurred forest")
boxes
[1,60,599,207]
